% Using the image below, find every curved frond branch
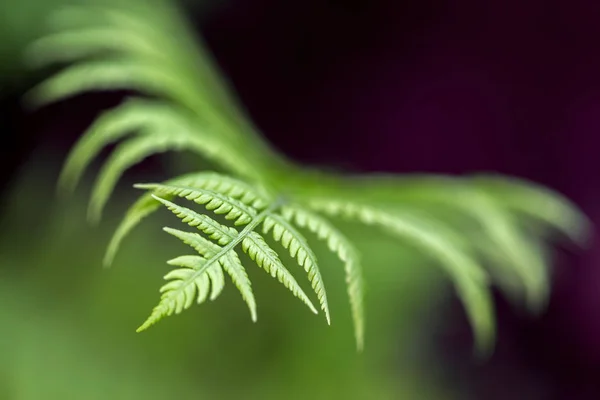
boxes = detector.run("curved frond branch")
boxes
[104,193,161,266]
[135,183,261,226]
[148,193,317,318]
[25,58,189,108]
[221,251,258,321]
[242,231,318,315]
[306,198,495,354]
[42,4,247,129]
[471,175,591,245]
[163,228,255,316]
[138,254,223,332]
[105,172,271,266]
[263,215,330,324]
[87,133,197,223]
[58,98,171,195]
[167,255,224,301]
[151,195,238,246]
[25,28,161,67]
[163,227,221,258]
[466,190,549,311]
[282,205,365,350]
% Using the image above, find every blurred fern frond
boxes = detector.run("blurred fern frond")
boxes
[26,0,590,354]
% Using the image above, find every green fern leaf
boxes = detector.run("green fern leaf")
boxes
[148,193,319,318]
[282,205,365,350]
[241,231,319,315]
[104,192,163,267]
[466,190,549,311]
[163,227,255,315]
[135,183,264,226]
[137,253,225,332]
[220,251,258,321]
[26,59,185,107]
[105,172,269,266]
[307,198,495,354]
[30,0,592,354]
[151,194,238,246]
[263,215,330,324]
[58,98,164,194]
[471,175,591,244]
[167,255,224,301]
[87,134,170,223]
[25,28,161,68]
[163,227,221,259]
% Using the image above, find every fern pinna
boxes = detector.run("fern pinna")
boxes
[26,0,589,355]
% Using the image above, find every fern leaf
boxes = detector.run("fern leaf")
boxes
[163,227,240,304]
[206,261,226,301]
[167,255,224,301]
[341,176,557,313]
[58,98,170,194]
[282,205,365,350]
[26,58,183,107]
[221,251,258,321]
[471,175,591,244]
[137,254,223,332]
[263,215,330,324]
[241,231,318,315]
[467,190,549,311]
[104,192,162,266]
[151,194,318,316]
[164,229,248,307]
[163,227,221,258]
[87,134,188,223]
[151,195,238,246]
[307,199,495,354]
[25,28,160,68]
[135,183,262,226]
[105,172,270,266]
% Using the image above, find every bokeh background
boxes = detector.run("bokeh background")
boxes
[2,0,600,399]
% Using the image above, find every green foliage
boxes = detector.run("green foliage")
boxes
[27,0,590,354]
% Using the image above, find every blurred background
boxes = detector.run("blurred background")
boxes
[2,0,600,399]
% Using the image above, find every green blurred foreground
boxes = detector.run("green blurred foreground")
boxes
[0,159,458,400]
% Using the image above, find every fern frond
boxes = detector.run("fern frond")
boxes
[145,193,318,325]
[57,98,228,195]
[58,98,164,194]
[137,254,225,332]
[282,205,365,350]
[163,227,221,259]
[59,96,260,227]
[466,190,549,311]
[105,172,270,266]
[307,198,494,354]
[263,215,330,324]
[241,231,319,315]
[163,227,255,316]
[136,183,264,226]
[30,0,592,355]
[88,134,170,223]
[335,175,571,313]
[26,59,183,107]
[104,192,163,267]
[88,133,233,223]
[28,2,269,154]
[168,255,224,301]
[471,175,591,244]
[220,251,258,320]
[25,28,161,68]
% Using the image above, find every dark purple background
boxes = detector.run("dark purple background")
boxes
[2,0,600,398]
